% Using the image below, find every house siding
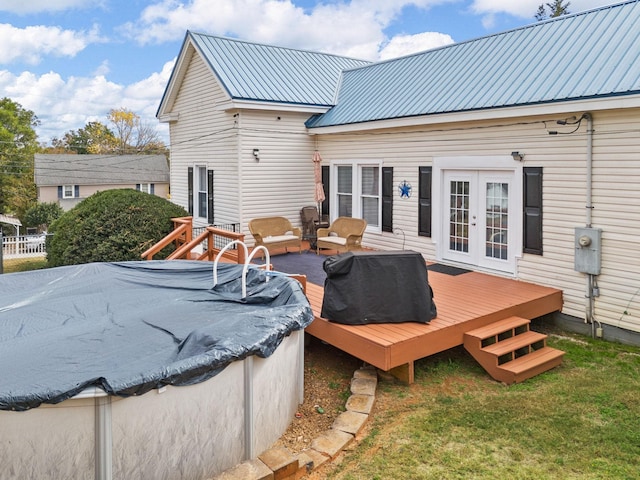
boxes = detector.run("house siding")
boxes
[236,109,317,234]
[165,51,319,237]
[167,51,240,227]
[315,109,640,332]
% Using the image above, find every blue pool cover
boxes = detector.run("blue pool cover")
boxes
[0,261,313,411]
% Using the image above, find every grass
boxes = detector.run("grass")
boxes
[326,329,640,480]
[2,257,48,273]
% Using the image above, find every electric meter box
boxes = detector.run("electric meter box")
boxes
[574,227,602,275]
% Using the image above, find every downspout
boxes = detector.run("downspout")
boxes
[583,112,598,337]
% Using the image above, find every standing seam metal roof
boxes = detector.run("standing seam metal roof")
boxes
[306,0,640,128]
[189,32,370,107]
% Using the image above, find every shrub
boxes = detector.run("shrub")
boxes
[23,202,64,232]
[47,189,188,267]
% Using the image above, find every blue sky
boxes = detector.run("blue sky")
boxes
[0,0,615,144]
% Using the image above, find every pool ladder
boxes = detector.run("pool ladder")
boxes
[213,240,271,298]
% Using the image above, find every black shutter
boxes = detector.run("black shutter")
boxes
[207,170,214,224]
[58,186,62,199]
[321,165,330,218]
[150,184,155,195]
[74,185,79,198]
[187,167,193,215]
[418,166,432,237]
[523,167,543,255]
[382,167,393,232]
[136,184,141,191]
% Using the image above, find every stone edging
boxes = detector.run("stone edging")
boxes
[212,365,378,480]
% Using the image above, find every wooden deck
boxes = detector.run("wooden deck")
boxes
[304,270,563,383]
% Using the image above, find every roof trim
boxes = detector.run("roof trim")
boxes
[306,94,640,135]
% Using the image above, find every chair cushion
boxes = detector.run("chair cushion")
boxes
[318,236,347,246]
[263,234,299,244]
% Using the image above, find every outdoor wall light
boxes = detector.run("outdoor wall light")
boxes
[511,151,524,161]
[253,149,260,161]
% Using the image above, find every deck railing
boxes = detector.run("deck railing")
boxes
[141,217,245,263]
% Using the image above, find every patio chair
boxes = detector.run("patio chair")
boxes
[316,217,367,254]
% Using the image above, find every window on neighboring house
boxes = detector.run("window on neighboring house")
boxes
[59,185,79,199]
[136,183,155,194]
[333,162,381,229]
[188,166,214,224]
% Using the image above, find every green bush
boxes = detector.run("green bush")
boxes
[23,202,64,231]
[47,189,188,267]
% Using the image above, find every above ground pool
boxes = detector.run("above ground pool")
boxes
[0,260,313,479]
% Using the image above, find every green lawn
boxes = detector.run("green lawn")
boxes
[2,257,48,273]
[325,330,640,479]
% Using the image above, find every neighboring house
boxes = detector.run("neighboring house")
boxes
[157,1,640,342]
[34,154,170,210]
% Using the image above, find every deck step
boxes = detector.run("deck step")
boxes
[465,316,531,341]
[464,316,564,385]
[499,347,565,383]
[481,331,547,358]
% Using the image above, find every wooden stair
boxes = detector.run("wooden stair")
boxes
[463,316,564,384]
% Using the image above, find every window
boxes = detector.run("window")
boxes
[333,162,381,229]
[188,166,214,224]
[136,183,154,194]
[197,167,207,219]
[63,185,75,199]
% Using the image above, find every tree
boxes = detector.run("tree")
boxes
[23,202,63,232]
[107,108,166,154]
[0,98,39,216]
[535,0,570,20]
[50,121,117,154]
[46,189,188,267]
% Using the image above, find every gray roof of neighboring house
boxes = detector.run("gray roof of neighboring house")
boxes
[34,154,169,186]
[306,0,640,128]
[185,32,371,106]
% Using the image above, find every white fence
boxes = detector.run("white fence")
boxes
[1,234,48,259]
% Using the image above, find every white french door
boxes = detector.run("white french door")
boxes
[442,170,514,272]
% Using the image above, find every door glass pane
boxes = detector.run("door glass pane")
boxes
[449,180,469,253]
[485,182,508,260]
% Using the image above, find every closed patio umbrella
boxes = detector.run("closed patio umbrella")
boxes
[312,151,325,215]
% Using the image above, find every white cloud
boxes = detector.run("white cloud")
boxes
[0,24,103,65]
[0,0,100,14]
[122,0,455,61]
[0,59,174,143]
[379,31,454,60]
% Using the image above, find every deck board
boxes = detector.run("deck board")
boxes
[304,271,562,374]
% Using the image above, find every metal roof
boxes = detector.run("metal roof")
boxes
[306,0,640,128]
[188,32,370,106]
[34,154,169,186]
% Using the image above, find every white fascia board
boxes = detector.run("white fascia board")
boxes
[307,95,640,135]
[216,99,330,114]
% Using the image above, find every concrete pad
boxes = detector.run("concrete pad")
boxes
[212,459,274,480]
[345,393,375,414]
[350,377,377,396]
[310,429,353,459]
[332,410,368,436]
[258,447,298,480]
